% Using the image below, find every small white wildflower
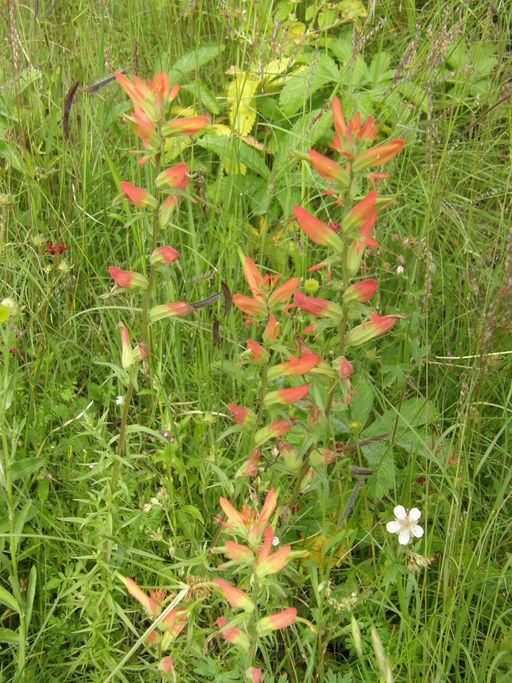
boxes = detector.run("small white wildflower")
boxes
[116,395,124,406]
[386,505,424,545]
[272,536,280,547]
[396,265,404,275]
[142,502,153,513]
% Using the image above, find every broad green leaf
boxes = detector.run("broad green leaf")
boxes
[274,107,331,178]
[228,75,259,136]
[398,82,429,114]
[366,450,395,499]
[198,135,269,178]
[368,51,394,85]
[279,55,340,116]
[350,55,368,86]
[324,30,353,63]
[167,44,221,83]
[0,305,9,323]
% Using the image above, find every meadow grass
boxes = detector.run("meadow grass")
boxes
[0,1,511,681]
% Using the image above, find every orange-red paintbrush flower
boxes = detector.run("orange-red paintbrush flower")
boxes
[294,206,344,253]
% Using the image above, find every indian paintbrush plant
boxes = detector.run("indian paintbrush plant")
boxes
[119,90,407,679]
[105,70,208,572]
[213,489,301,681]
[108,72,207,491]
[227,96,405,513]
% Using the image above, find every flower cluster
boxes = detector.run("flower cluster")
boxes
[294,97,405,342]
[109,72,209,372]
[214,489,298,680]
[115,71,208,163]
[229,256,325,478]
[228,97,405,500]
[123,576,189,674]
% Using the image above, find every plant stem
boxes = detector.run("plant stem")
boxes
[287,177,353,510]
[1,332,26,680]
[246,573,260,669]
[207,354,270,557]
[247,358,269,459]
[109,149,162,495]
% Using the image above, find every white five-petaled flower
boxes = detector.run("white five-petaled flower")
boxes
[386,505,424,545]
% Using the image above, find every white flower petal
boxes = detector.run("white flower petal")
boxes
[398,529,410,545]
[386,521,401,534]
[411,524,424,538]
[394,505,407,520]
[408,508,421,522]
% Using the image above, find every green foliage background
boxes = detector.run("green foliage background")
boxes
[0,0,511,681]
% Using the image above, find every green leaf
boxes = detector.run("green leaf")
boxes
[368,51,394,86]
[181,505,204,525]
[350,55,368,86]
[0,585,19,614]
[398,82,429,114]
[274,107,331,178]
[0,627,18,644]
[349,375,374,429]
[360,435,395,499]
[197,135,269,178]
[181,82,220,115]
[25,565,37,631]
[279,55,340,116]
[167,44,221,83]
[10,458,45,482]
[323,29,353,63]
[0,305,9,323]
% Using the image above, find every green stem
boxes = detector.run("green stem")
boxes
[109,149,162,495]
[246,572,260,669]
[207,352,270,558]
[287,175,354,510]
[247,358,269,459]
[1,332,26,679]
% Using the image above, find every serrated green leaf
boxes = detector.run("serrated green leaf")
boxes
[324,29,353,63]
[350,55,368,86]
[398,81,429,114]
[227,76,259,136]
[366,451,395,499]
[368,51,392,85]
